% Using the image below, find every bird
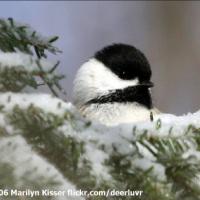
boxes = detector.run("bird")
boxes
[72,43,159,126]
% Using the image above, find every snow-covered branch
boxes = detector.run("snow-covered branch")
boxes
[0,92,200,199]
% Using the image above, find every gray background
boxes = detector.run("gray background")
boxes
[0,1,200,115]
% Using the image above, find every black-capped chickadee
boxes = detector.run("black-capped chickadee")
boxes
[73,43,159,126]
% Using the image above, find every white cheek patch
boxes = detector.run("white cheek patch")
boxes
[73,58,139,106]
[82,58,139,91]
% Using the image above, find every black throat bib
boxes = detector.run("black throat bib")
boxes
[87,85,153,109]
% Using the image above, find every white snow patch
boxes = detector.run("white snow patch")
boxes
[136,142,156,161]
[132,111,200,137]
[0,113,15,134]
[0,52,55,72]
[134,158,166,181]
[0,135,84,200]
[0,92,72,116]
[84,144,111,181]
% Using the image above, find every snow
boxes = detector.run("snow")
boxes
[0,113,14,134]
[0,92,72,116]
[127,111,200,137]
[84,144,112,181]
[136,142,156,161]
[65,108,200,182]
[1,91,200,192]
[0,135,84,200]
[0,51,55,72]
[133,158,166,181]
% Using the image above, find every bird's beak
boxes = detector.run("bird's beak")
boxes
[140,81,154,88]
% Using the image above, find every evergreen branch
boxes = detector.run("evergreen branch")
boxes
[1,96,200,200]
[0,18,61,56]
[7,105,97,191]
[36,60,59,97]
[136,132,200,200]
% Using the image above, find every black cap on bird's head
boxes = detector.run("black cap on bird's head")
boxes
[73,43,154,110]
[94,43,153,87]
